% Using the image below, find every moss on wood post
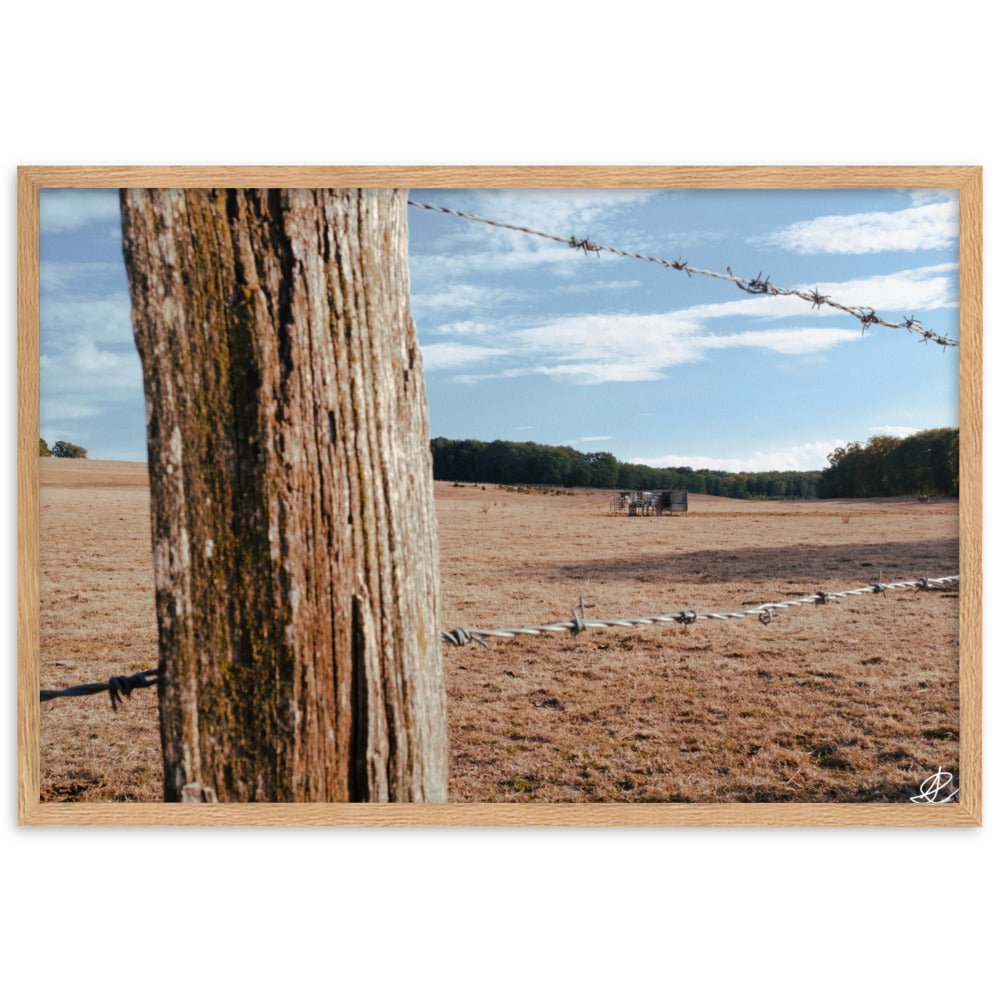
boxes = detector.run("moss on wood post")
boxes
[120,189,447,802]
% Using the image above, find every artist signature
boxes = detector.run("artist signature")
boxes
[910,767,959,803]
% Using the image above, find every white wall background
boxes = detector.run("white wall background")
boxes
[4,3,994,997]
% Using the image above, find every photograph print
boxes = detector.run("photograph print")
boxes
[26,170,977,821]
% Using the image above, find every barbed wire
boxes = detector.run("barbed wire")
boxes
[440,573,959,647]
[40,669,159,710]
[39,575,958,703]
[408,201,958,349]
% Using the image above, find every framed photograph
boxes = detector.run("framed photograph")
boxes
[17,165,982,826]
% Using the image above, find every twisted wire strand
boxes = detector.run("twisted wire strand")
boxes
[408,201,958,349]
[40,578,959,694]
[40,669,159,710]
[440,574,958,645]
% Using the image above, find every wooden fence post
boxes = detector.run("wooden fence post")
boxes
[120,188,447,802]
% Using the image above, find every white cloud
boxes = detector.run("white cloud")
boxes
[462,189,659,234]
[765,197,958,254]
[41,291,135,343]
[410,242,575,281]
[497,314,860,384]
[40,189,121,233]
[472,314,697,384]
[409,190,661,285]
[432,320,491,338]
[413,258,957,385]
[414,259,957,386]
[449,372,499,386]
[511,312,703,360]
[701,326,863,355]
[40,261,124,293]
[41,399,104,422]
[631,440,848,473]
[40,335,143,392]
[904,189,957,208]
[869,425,921,438]
[39,335,144,452]
[807,263,958,312]
[410,283,509,315]
[531,361,671,385]
[559,279,642,294]
[419,342,510,371]
[45,336,116,374]
[669,264,957,326]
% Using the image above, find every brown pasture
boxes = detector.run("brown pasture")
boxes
[37,458,960,804]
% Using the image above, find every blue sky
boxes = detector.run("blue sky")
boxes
[39,187,960,472]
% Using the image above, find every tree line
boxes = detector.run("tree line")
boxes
[432,429,959,500]
[430,437,822,499]
[817,428,958,498]
[39,438,87,458]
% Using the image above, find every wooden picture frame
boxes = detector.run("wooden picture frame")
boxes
[17,165,982,827]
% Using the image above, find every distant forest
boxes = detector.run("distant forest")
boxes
[431,437,821,499]
[817,427,958,499]
[430,427,958,500]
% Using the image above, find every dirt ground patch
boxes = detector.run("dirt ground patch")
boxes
[37,460,960,803]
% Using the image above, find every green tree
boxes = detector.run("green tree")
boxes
[51,440,88,458]
[584,451,620,489]
[819,429,958,498]
[430,437,827,498]
[39,438,52,457]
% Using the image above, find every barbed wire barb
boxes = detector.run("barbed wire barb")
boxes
[40,669,159,710]
[408,201,958,349]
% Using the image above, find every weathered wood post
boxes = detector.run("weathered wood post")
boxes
[120,188,447,803]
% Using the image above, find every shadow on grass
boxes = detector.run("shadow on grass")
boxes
[519,538,959,585]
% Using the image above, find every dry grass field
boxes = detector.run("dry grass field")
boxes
[37,458,960,803]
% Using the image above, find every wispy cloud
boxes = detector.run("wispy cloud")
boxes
[807,263,958,310]
[40,334,144,443]
[700,326,863,355]
[869,424,922,438]
[415,254,957,387]
[670,264,958,324]
[904,189,956,208]
[430,320,492,338]
[496,317,864,384]
[459,189,660,234]
[40,189,121,233]
[558,279,642,294]
[419,260,958,385]
[42,399,105,422]
[631,439,847,473]
[40,261,124,292]
[409,241,574,282]
[419,342,511,371]
[409,190,662,286]
[410,283,510,315]
[41,335,142,388]
[562,435,613,445]
[41,291,135,344]
[763,196,958,254]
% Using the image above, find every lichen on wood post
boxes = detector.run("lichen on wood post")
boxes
[120,188,447,802]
